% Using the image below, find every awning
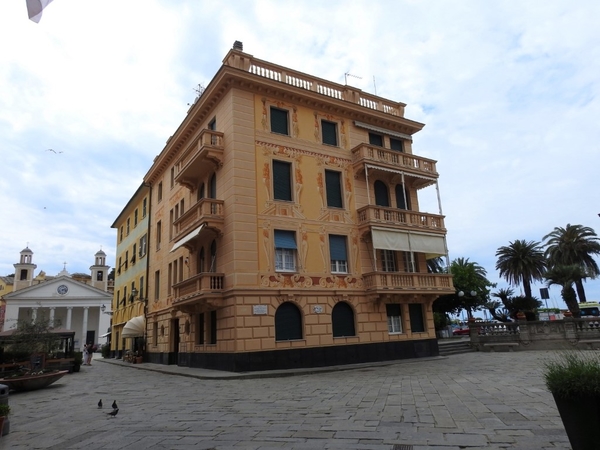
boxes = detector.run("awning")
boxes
[171,224,204,252]
[121,315,146,338]
[354,121,413,141]
[371,228,446,258]
[100,332,111,338]
[365,164,437,183]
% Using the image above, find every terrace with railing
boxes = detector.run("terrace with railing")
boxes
[357,206,445,233]
[363,272,453,293]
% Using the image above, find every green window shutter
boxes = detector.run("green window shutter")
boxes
[273,160,292,201]
[325,170,343,208]
[322,120,337,146]
[270,107,289,135]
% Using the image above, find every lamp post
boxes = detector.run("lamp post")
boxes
[458,290,477,320]
[101,304,113,316]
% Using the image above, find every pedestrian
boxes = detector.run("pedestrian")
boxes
[83,343,89,365]
[88,343,95,366]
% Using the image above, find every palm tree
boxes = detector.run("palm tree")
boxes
[543,224,600,303]
[544,265,587,317]
[495,239,546,299]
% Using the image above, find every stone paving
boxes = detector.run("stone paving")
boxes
[1,350,575,449]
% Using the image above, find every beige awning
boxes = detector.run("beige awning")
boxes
[354,121,413,141]
[171,224,204,252]
[121,315,145,338]
[371,228,446,258]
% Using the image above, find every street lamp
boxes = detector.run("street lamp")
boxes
[458,290,477,321]
[101,304,113,316]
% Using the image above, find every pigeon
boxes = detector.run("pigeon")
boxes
[107,408,119,417]
[112,400,118,410]
[98,399,102,409]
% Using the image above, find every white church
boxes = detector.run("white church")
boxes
[3,247,112,351]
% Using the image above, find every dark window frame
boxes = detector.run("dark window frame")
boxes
[270,107,289,135]
[321,120,338,146]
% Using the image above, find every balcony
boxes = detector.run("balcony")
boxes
[173,198,224,244]
[175,129,224,190]
[357,206,445,234]
[352,144,438,189]
[172,273,225,313]
[363,272,454,294]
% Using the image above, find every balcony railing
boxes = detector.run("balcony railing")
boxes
[352,144,438,187]
[362,272,453,292]
[357,206,445,232]
[225,51,406,117]
[173,272,225,301]
[175,129,224,190]
[173,198,224,242]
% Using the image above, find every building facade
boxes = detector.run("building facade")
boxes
[110,183,150,358]
[142,43,454,371]
[3,248,112,350]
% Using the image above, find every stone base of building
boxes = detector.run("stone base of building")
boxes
[146,339,439,372]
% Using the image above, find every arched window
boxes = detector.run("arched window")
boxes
[374,180,389,207]
[275,302,302,341]
[395,184,410,210]
[209,174,217,199]
[197,247,205,274]
[210,240,217,272]
[197,182,205,202]
[332,302,356,337]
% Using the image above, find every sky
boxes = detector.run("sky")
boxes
[1,0,599,310]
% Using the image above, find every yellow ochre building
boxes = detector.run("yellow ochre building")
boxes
[138,42,453,371]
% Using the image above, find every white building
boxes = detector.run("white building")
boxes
[3,247,112,350]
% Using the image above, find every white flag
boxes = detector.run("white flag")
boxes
[26,0,54,23]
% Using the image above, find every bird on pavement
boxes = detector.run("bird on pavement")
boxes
[98,399,102,409]
[112,400,118,410]
[107,409,119,417]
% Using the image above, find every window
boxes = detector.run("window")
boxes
[142,198,147,218]
[374,180,390,207]
[119,226,123,242]
[157,182,163,202]
[329,235,348,273]
[210,173,217,199]
[386,304,402,333]
[123,286,127,304]
[381,250,397,272]
[130,281,136,302]
[273,160,292,201]
[132,244,137,264]
[97,271,103,281]
[126,218,130,235]
[154,270,160,301]
[156,221,162,250]
[274,230,297,272]
[139,276,144,300]
[210,240,217,272]
[124,251,129,270]
[117,291,121,307]
[209,310,217,344]
[332,302,355,337]
[390,138,404,152]
[153,321,158,346]
[275,302,302,341]
[321,120,338,146]
[19,269,27,280]
[325,170,343,208]
[197,313,205,345]
[134,209,138,226]
[197,182,205,202]
[270,107,289,135]
[369,132,383,147]
[170,167,175,188]
[403,252,417,273]
[395,184,409,210]
[139,234,147,257]
[409,304,425,333]
[169,209,174,241]
[167,263,172,295]
[198,247,205,273]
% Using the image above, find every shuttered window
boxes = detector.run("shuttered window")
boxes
[275,230,297,272]
[409,304,425,333]
[332,302,355,337]
[369,132,383,147]
[322,120,338,146]
[270,107,289,135]
[273,160,292,201]
[329,234,348,273]
[325,170,343,208]
[275,302,302,341]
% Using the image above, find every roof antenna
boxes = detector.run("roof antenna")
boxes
[373,76,377,95]
[344,72,362,85]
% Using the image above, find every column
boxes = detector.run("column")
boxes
[66,307,73,330]
[82,307,89,346]
[49,307,55,327]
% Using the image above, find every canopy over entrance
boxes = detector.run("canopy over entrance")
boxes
[121,316,146,338]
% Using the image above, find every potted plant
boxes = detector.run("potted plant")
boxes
[543,352,600,450]
[72,352,83,373]
[0,404,10,436]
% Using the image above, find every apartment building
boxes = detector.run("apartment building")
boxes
[142,42,454,371]
[110,183,150,358]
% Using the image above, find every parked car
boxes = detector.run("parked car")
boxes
[452,326,470,336]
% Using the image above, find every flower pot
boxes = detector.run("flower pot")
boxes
[552,394,600,450]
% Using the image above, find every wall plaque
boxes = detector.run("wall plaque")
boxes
[253,305,268,315]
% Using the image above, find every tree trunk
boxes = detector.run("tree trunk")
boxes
[563,286,581,317]
[523,280,532,299]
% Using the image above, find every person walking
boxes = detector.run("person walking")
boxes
[87,343,95,366]
[83,343,90,365]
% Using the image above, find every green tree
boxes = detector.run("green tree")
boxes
[495,239,546,299]
[7,316,61,359]
[544,264,588,317]
[543,224,600,303]
[433,257,495,319]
